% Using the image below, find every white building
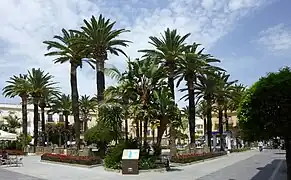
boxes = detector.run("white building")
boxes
[0,103,97,136]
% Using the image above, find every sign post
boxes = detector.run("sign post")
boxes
[122,149,140,175]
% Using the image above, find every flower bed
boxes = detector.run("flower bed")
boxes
[171,151,227,163]
[230,147,251,153]
[41,153,102,166]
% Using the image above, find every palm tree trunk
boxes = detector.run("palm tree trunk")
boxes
[187,78,196,147]
[157,117,168,147]
[70,63,81,150]
[125,118,128,140]
[224,108,229,131]
[40,106,46,146]
[143,119,148,147]
[168,64,177,157]
[96,58,105,102]
[152,127,155,144]
[206,98,212,152]
[21,95,28,150]
[64,114,69,148]
[140,120,143,142]
[218,108,224,151]
[33,98,39,153]
[84,118,88,132]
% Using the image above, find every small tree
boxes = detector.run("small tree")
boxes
[238,67,291,180]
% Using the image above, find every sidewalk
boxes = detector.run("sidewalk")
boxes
[4,150,259,180]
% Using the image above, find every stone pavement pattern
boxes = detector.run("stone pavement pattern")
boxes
[1,149,286,180]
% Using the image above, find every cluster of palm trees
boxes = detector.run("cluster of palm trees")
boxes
[2,14,246,154]
[2,70,96,151]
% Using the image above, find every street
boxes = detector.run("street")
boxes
[198,149,286,180]
[0,149,287,180]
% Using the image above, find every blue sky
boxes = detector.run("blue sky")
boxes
[0,0,290,107]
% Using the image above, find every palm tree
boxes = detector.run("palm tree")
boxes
[27,68,57,152]
[215,72,237,151]
[139,28,190,99]
[43,29,94,149]
[196,71,219,152]
[73,14,130,102]
[49,94,72,147]
[176,43,221,146]
[79,95,97,132]
[2,74,30,147]
[139,29,190,156]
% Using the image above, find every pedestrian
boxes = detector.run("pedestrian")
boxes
[258,141,263,152]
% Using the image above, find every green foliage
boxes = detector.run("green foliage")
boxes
[139,155,159,170]
[104,139,139,169]
[2,112,21,133]
[84,121,115,156]
[238,67,291,141]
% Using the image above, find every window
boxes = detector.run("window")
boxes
[147,130,151,136]
[59,115,64,122]
[47,114,53,122]
[80,120,84,132]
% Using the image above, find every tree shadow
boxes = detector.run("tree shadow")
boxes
[167,167,183,172]
[275,152,286,155]
[251,159,286,180]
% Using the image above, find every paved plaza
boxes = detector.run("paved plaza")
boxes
[0,149,287,180]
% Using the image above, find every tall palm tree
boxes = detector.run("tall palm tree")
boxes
[139,28,190,100]
[139,28,190,156]
[196,71,219,152]
[215,72,237,151]
[49,94,72,147]
[2,74,30,147]
[176,43,221,146]
[73,14,131,102]
[79,95,97,132]
[43,29,94,149]
[27,68,57,152]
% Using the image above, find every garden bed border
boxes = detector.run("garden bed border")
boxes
[40,160,103,168]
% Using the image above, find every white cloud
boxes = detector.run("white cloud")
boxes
[0,0,270,106]
[256,24,291,55]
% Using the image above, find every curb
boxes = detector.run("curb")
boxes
[40,160,102,168]
[171,154,227,167]
[104,167,167,173]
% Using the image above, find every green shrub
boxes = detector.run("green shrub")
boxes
[85,121,115,157]
[139,155,159,170]
[104,139,139,169]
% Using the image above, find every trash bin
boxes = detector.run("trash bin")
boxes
[122,149,140,175]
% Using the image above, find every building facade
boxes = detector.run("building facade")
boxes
[0,103,97,136]
[0,103,206,145]
[211,111,238,132]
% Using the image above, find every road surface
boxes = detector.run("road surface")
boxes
[198,149,286,180]
[0,149,287,180]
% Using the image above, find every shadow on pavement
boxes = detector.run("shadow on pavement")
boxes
[275,152,286,155]
[167,167,183,172]
[251,159,286,180]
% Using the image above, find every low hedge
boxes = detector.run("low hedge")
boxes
[41,153,102,166]
[230,147,251,153]
[171,152,227,163]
